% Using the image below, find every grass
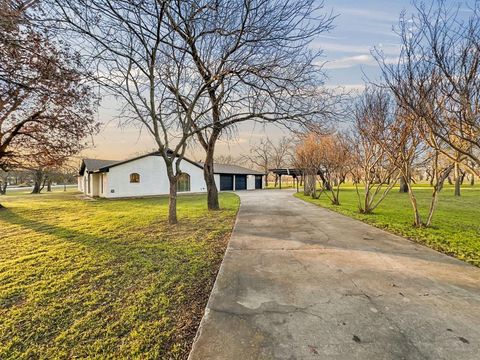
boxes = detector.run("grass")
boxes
[0,189,240,359]
[295,184,480,266]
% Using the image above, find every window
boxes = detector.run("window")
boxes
[177,173,190,192]
[130,173,140,183]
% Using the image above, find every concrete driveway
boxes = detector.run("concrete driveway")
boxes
[189,190,480,360]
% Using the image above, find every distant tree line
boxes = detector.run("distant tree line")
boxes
[0,166,78,194]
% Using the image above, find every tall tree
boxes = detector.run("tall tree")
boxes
[0,170,8,195]
[243,137,293,187]
[165,0,336,210]
[315,133,352,205]
[351,88,398,214]
[270,137,294,187]
[243,138,273,187]
[0,1,98,208]
[374,0,480,174]
[294,133,322,197]
[48,0,210,224]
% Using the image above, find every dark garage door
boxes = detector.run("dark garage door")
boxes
[255,175,263,189]
[220,174,234,191]
[235,175,247,190]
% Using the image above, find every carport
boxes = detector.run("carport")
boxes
[269,168,304,191]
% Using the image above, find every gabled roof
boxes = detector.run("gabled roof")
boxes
[79,158,119,175]
[80,151,263,176]
[98,151,163,172]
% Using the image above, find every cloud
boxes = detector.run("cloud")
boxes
[322,54,398,70]
[323,54,373,69]
[334,7,398,23]
[313,40,400,55]
[325,84,365,93]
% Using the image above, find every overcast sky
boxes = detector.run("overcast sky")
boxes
[81,0,464,162]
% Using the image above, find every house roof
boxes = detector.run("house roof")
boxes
[79,158,119,175]
[199,162,264,175]
[80,151,263,176]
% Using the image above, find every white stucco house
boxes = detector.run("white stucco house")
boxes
[78,151,264,198]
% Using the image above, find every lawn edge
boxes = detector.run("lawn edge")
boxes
[293,192,479,268]
[187,193,242,359]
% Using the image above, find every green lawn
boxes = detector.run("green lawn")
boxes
[295,185,480,266]
[0,190,239,359]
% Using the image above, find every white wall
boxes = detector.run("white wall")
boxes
[101,173,108,196]
[104,155,209,198]
[79,155,245,198]
[90,173,101,197]
[77,176,84,192]
[247,175,255,190]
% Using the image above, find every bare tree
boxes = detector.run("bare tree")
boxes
[371,1,480,225]
[0,1,98,208]
[48,0,217,224]
[242,138,272,186]
[374,1,480,174]
[164,0,336,210]
[294,132,328,198]
[351,88,398,214]
[315,133,352,205]
[369,89,452,227]
[270,137,294,187]
[214,154,242,165]
[242,136,294,187]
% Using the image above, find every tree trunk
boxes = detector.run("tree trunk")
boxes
[168,176,178,225]
[425,186,440,227]
[203,146,219,210]
[406,183,422,227]
[323,180,332,191]
[0,181,6,195]
[330,187,340,205]
[303,173,315,196]
[47,179,52,192]
[31,170,44,194]
[471,174,475,186]
[264,172,269,187]
[399,175,408,193]
[363,187,371,214]
[32,181,41,194]
[454,162,461,196]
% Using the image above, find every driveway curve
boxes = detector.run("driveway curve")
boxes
[189,189,480,360]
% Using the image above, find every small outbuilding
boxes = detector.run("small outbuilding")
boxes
[78,151,264,198]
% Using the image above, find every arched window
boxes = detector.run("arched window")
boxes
[177,173,190,192]
[130,173,140,183]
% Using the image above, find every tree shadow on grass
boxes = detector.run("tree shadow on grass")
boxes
[0,208,134,259]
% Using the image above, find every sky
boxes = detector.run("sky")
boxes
[80,0,453,162]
